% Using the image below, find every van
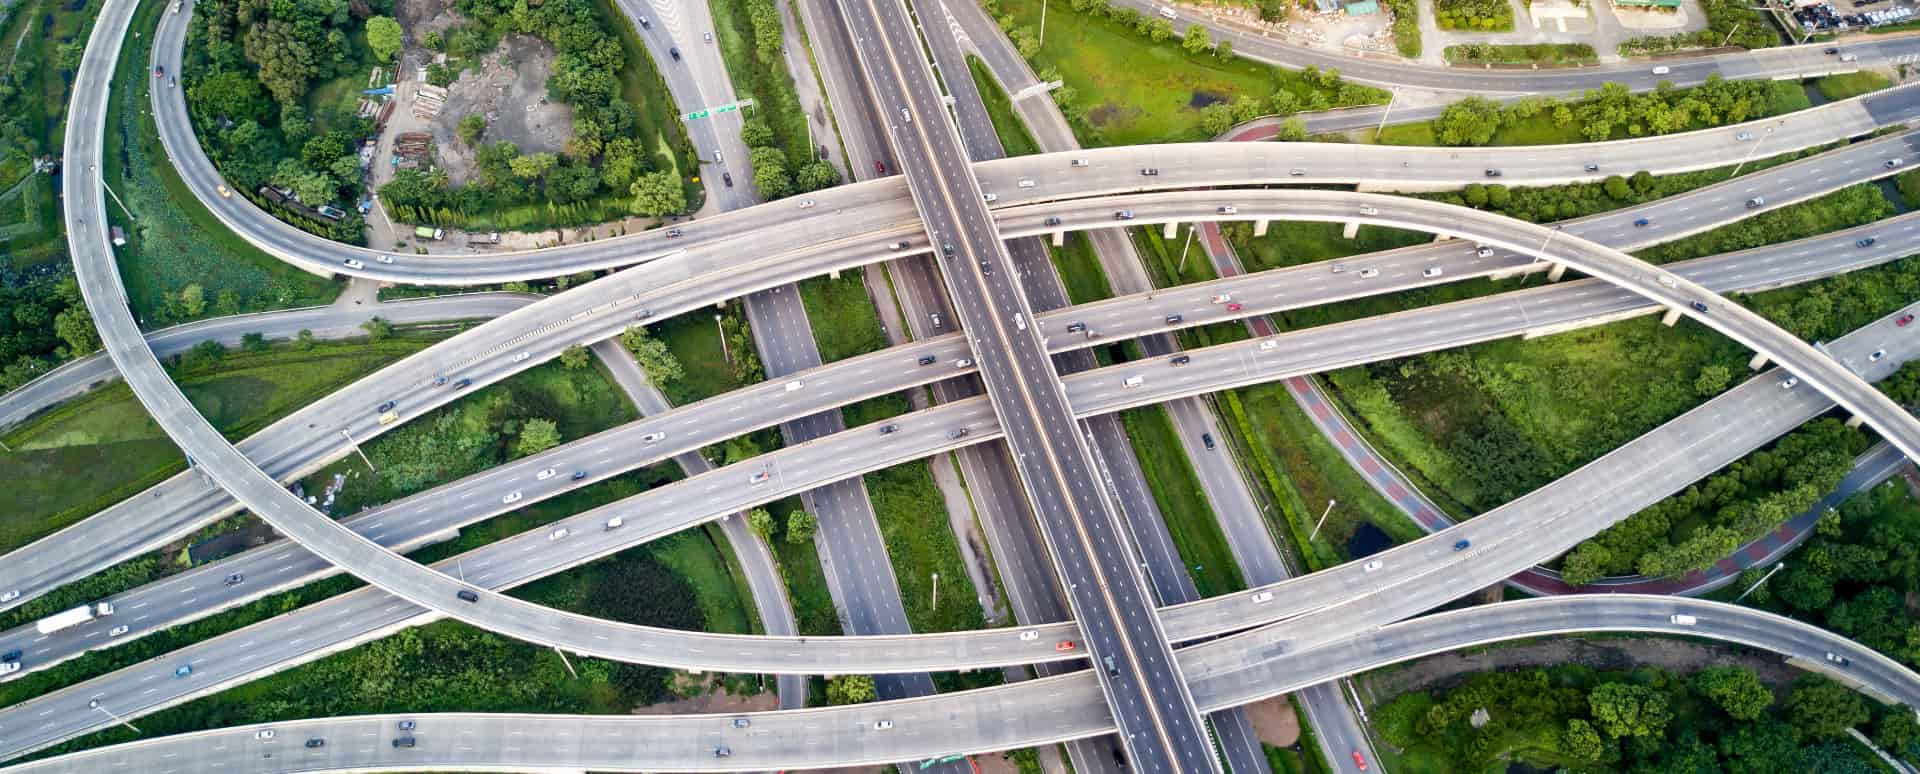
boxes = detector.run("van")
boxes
[1124,375,1145,388]
[784,380,803,392]
[900,107,912,124]
[1159,6,1177,19]
[1103,656,1120,677]
[1014,313,1027,331]
[1651,65,1671,75]
[378,411,399,425]
[1018,178,1036,189]
[1669,614,1697,626]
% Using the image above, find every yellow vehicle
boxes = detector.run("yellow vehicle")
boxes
[378,411,399,425]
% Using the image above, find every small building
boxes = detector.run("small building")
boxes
[1313,0,1341,11]
[1612,0,1683,8]
[1344,0,1379,14]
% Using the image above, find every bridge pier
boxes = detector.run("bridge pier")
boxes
[1052,230,1065,247]
[1546,263,1567,283]
[1749,353,1771,371]
[1164,220,1179,239]
[1342,221,1359,240]
[1254,218,1269,237]
[1848,415,1866,429]
[1433,232,1453,242]
[1662,308,1683,327]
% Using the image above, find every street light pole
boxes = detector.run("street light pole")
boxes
[1373,87,1400,142]
[931,572,940,611]
[1734,563,1785,603]
[1728,125,1774,179]
[1309,499,1337,541]
[340,429,376,473]
[1176,223,1197,274]
[89,701,141,734]
[1039,0,1049,45]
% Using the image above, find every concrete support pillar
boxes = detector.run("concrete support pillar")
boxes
[1433,232,1453,242]
[1546,263,1567,283]
[829,268,841,280]
[1051,230,1065,247]
[1164,220,1179,239]
[1342,221,1359,240]
[1662,308,1683,327]
[1847,415,1866,429]
[1749,353,1771,371]
[1253,219,1269,237]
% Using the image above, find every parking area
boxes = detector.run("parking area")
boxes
[1790,0,1915,35]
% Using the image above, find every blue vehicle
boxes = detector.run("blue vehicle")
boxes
[174,664,192,677]
[1452,539,1471,551]
[1633,218,1649,228]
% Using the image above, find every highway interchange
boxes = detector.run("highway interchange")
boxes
[14,0,1920,770]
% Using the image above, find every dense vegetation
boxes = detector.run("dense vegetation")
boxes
[378,0,695,226]
[1377,663,1909,772]
[1746,481,1920,672]
[1428,78,1809,146]
[0,278,98,392]
[713,0,837,200]
[1560,420,1865,584]
[1618,0,1782,55]
[184,0,379,241]
[1444,43,1597,66]
[1432,0,1511,31]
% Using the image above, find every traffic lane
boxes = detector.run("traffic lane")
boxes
[9,593,1914,774]
[0,333,968,678]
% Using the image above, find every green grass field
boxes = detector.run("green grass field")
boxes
[969,56,1041,157]
[1235,223,1432,273]
[761,495,843,636]
[1051,232,1117,304]
[996,0,1380,145]
[798,272,889,362]
[1815,71,1893,101]
[1118,406,1244,596]
[707,0,813,168]
[0,337,436,557]
[652,306,757,406]
[106,0,341,323]
[867,459,984,633]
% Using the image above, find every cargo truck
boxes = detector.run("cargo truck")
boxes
[36,602,113,635]
[413,226,444,240]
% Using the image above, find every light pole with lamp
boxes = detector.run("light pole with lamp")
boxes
[88,699,141,734]
[1309,499,1337,541]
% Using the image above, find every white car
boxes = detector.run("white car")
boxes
[1210,294,1232,304]
[537,468,557,480]
[1259,340,1277,351]
[873,720,894,730]
[1020,630,1039,641]
[798,199,816,209]
[955,358,974,368]
[376,255,395,264]
[1250,591,1274,604]
[109,625,130,636]
[1782,377,1799,390]
[512,352,531,363]
[502,491,523,504]
[1422,267,1443,278]
[642,432,667,443]
[1357,268,1380,279]
[0,590,17,603]
[1359,206,1378,216]
[1475,246,1496,258]
[343,258,365,270]
[0,662,18,676]
[1362,559,1384,573]
[256,729,276,740]
[548,528,570,541]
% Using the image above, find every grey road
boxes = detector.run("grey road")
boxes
[3,593,1911,773]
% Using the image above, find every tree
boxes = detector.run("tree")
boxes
[1785,676,1868,740]
[1013,27,1041,58]
[241,332,271,353]
[739,119,775,149]
[559,344,590,370]
[826,675,876,705]
[748,146,791,199]
[1587,682,1672,739]
[516,418,562,457]
[295,329,317,350]
[1872,707,1918,754]
[361,317,394,342]
[787,511,818,544]
[188,339,226,366]
[457,114,487,146]
[1215,40,1233,61]
[1182,24,1212,55]
[181,284,207,318]
[1694,666,1773,721]
[620,325,685,384]
[630,171,687,216]
[1146,18,1173,41]
[1199,103,1236,137]
[53,308,99,355]
[509,152,558,180]
[1256,0,1288,21]
[366,16,403,62]
[795,161,840,192]
[746,508,776,539]
[1694,364,1731,397]
[1603,174,1632,201]
[1435,97,1503,146]
[1720,720,1799,774]
[1560,718,1604,762]
[1273,117,1308,142]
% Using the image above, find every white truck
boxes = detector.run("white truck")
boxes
[36,602,113,635]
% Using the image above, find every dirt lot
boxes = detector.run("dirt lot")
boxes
[430,34,573,185]
[1358,635,1809,706]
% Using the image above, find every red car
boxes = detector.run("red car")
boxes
[1226,303,1243,312]
[1054,640,1076,652]
[1899,313,1914,327]
[875,161,887,175]
[1351,751,1368,771]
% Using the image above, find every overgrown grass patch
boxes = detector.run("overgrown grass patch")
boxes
[1814,71,1892,101]
[969,55,1040,157]
[1118,406,1243,596]
[798,272,889,362]
[867,460,982,633]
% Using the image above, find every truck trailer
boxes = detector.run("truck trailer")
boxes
[35,602,113,635]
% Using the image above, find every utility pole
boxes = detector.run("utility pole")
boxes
[1734,563,1785,603]
[1039,0,1049,45]
[88,700,141,734]
[1309,499,1337,541]
[552,646,579,679]
[931,572,940,611]
[1176,223,1197,274]
[715,314,731,363]
[340,429,375,473]
[1373,88,1400,142]
[1728,125,1775,179]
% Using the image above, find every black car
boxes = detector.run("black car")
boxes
[722,172,734,188]
[1484,168,1503,178]
[669,47,681,60]
[224,573,244,586]
[305,738,326,749]
[979,258,992,275]
[879,424,898,435]
[1584,163,1599,172]
[1140,168,1160,176]
[1,650,20,662]
[1690,301,1709,313]
[1825,47,1840,54]
[452,378,472,389]
[571,470,588,481]
[918,355,937,366]
[376,401,395,413]
[1857,237,1877,248]
[456,590,479,603]
[1164,313,1183,325]
[1201,433,1215,450]
[1043,216,1062,226]
[393,737,416,749]
[1170,355,1191,367]
[1066,321,1086,333]
[665,228,684,238]
[942,242,955,255]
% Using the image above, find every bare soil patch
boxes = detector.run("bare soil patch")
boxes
[430,34,573,186]
[1246,695,1301,747]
